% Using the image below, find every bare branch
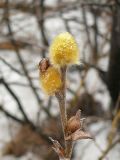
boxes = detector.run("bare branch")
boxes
[0,77,32,124]
[0,104,25,124]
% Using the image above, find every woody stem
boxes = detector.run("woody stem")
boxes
[55,66,67,139]
[56,66,73,159]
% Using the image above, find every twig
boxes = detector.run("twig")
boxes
[0,104,51,144]
[0,104,25,124]
[99,137,120,160]
[0,56,23,75]
[0,56,39,80]
[108,95,120,144]
[80,60,107,84]
[81,2,114,8]
[82,6,93,51]
[99,95,120,160]
[8,81,39,90]
[59,0,71,33]
[0,77,32,124]
[92,8,98,63]
[34,0,48,58]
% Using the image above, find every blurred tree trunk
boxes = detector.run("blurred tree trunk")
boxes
[107,3,120,105]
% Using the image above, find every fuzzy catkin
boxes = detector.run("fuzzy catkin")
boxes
[40,66,62,95]
[50,32,79,66]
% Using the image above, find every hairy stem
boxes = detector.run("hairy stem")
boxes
[55,66,67,139]
[56,66,73,159]
[56,91,67,139]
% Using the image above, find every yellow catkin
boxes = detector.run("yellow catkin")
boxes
[50,32,79,66]
[40,66,62,95]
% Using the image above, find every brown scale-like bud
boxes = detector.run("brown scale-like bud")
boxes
[66,110,81,134]
[39,58,50,73]
[65,110,92,141]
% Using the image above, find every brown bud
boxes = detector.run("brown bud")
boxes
[39,58,50,73]
[66,110,81,133]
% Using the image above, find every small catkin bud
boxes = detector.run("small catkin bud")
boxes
[66,110,81,133]
[39,58,50,73]
[67,116,80,133]
[50,32,79,66]
[39,59,62,95]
